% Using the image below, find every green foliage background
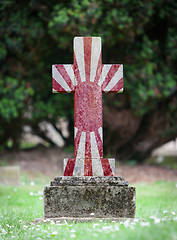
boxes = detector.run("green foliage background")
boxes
[0,0,177,153]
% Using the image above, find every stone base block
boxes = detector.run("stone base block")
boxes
[44,177,136,218]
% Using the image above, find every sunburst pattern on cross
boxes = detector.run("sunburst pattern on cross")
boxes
[52,37,123,176]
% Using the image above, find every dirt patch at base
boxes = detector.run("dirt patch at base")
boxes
[0,147,177,183]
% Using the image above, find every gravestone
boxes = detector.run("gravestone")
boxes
[43,37,135,220]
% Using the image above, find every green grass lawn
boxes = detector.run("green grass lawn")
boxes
[0,179,177,240]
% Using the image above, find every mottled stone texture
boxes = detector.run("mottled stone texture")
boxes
[43,177,135,218]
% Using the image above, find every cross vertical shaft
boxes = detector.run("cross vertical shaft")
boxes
[52,37,123,176]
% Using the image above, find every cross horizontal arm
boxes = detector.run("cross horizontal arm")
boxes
[98,64,123,93]
[52,64,75,93]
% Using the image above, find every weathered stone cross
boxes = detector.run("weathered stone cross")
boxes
[52,37,123,176]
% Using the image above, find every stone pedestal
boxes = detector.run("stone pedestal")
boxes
[43,176,136,219]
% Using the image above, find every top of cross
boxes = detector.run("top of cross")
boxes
[52,37,123,94]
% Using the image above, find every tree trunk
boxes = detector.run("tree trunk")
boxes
[103,91,177,162]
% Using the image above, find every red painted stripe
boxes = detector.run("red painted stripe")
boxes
[84,132,92,176]
[94,129,103,158]
[74,53,82,85]
[101,65,121,91]
[84,159,92,176]
[55,65,75,91]
[64,158,75,176]
[74,129,82,158]
[101,158,114,176]
[108,77,123,92]
[52,77,67,92]
[94,53,102,85]
[83,37,92,82]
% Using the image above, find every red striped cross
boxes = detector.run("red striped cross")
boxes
[52,37,123,176]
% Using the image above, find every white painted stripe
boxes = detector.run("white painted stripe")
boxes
[90,131,100,158]
[52,65,71,92]
[90,132,104,176]
[74,127,78,139]
[92,158,104,176]
[73,158,84,176]
[76,131,86,159]
[64,64,76,86]
[63,158,68,173]
[108,158,115,175]
[73,130,86,176]
[90,37,101,82]
[98,64,112,86]
[74,37,85,82]
[98,127,103,142]
[104,65,123,92]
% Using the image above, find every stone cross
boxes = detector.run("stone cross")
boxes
[52,37,123,177]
